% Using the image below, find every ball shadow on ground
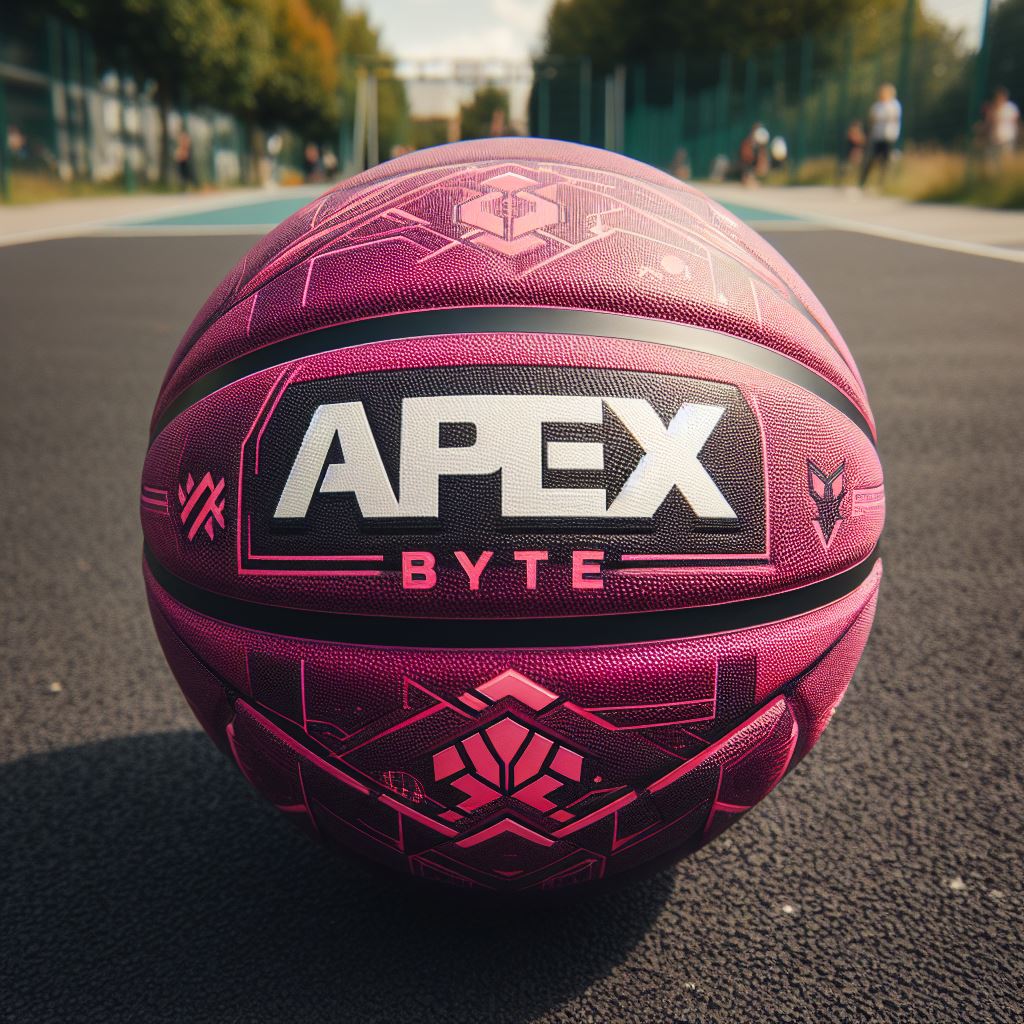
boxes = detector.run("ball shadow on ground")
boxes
[2,732,675,1024]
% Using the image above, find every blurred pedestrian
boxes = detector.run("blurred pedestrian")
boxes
[860,84,901,188]
[670,146,691,180]
[739,122,769,186]
[738,129,757,186]
[769,135,788,170]
[985,87,1020,167]
[303,142,323,182]
[174,129,196,189]
[843,120,866,184]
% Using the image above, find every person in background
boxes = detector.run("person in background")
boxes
[769,135,788,170]
[985,87,1020,167]
[738,122,769,186]
[860,84,901,188]
[843,120,866,185]
[670,146,691,180]
[738,126,758,186]
[303,142,323,182]
[174,129,196,189]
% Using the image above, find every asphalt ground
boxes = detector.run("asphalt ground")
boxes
[1,224,1022,1023]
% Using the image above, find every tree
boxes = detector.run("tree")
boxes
[54,0,243,181]
[543,0,859,72]
[988,0,1024,102]
[50,0,408,181]
[459,85,510,140]
[335,7,408,160]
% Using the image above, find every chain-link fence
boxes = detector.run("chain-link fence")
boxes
[4,3,1020,200]
[0,13,257,200]
[525,2,1016,182]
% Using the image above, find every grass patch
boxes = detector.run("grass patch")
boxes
[875,148,1024,208]
[759,147,1024,208]
[766,156,843,187]
[2,170,242,205]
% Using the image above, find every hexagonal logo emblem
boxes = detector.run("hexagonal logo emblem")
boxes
[455,171,561,255]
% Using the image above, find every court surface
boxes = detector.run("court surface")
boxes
[2,193,1021,1023]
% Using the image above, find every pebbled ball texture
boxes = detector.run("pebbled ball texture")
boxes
[142,139,884,892]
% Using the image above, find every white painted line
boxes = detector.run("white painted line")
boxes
[88,224,275,237]
[0,186,322,249]
[745,220,830,232]
[769,212,1024,263]
[0,217,128,249]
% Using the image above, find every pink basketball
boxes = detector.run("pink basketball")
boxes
[142,139,883,892]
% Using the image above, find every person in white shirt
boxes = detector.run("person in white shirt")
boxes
[860,83,902,187]
[986,87,1020,166]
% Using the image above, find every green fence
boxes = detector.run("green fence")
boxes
[0,12,261,200]
[3,3,1021,198]
[528,1,1017,180]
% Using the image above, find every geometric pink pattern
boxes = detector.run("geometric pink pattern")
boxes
[143,140,885,892]
[146,558,881,891]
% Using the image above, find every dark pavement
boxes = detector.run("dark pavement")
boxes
[1,230,1021,1023]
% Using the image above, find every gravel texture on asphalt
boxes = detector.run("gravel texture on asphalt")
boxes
[2,231,1021,1023]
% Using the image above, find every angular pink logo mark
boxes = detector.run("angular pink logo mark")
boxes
[179,471,226,541]
[456,171,561,255]
[433,712,583,815]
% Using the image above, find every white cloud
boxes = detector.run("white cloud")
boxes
[361,0,548,62]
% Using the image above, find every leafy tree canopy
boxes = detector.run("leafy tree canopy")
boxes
[460,85,510,140]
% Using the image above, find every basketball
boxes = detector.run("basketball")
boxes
[142,138,883,892]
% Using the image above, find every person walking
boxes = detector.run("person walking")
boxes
[985,87,1020,167]
[860,84,901,188]
[843,120,866,185]
[174,129,196,190]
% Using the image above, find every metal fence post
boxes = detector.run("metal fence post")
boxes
[771,44,785,145]
[366,70,379,166]
[352,64,367,173]
[898,0,915,140]
[717,52,732,162]
[967,0,993,141]
[0,77,10,202]
[81,31,96,180]
[119,70,136,192]
[538,65,551,138]
[837,30,853,162]
[603,73,614,150]
[672,56,685,149]
[614,64,626,153]
[633,63,646,161]
[579,57,592,144]
[744,56,757,130]
[46,16,67,178]
[793,35,813,178]
[63,23,84,178]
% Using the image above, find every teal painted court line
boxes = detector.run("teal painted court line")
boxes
[128,191,799,229]
[717,201,798,222]
[129,194,317,227]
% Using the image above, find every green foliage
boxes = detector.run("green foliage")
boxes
[989,0,1024,101]
[336,9,409,157]
[544,0,858,71]
[50,0,407,148]
[459,85,510,140]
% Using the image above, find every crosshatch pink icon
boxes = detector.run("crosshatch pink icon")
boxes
[142,138,884,892]
[178,472,225,541]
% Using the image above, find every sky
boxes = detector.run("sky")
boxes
[360,0,988,64]
[362,0,551,63]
